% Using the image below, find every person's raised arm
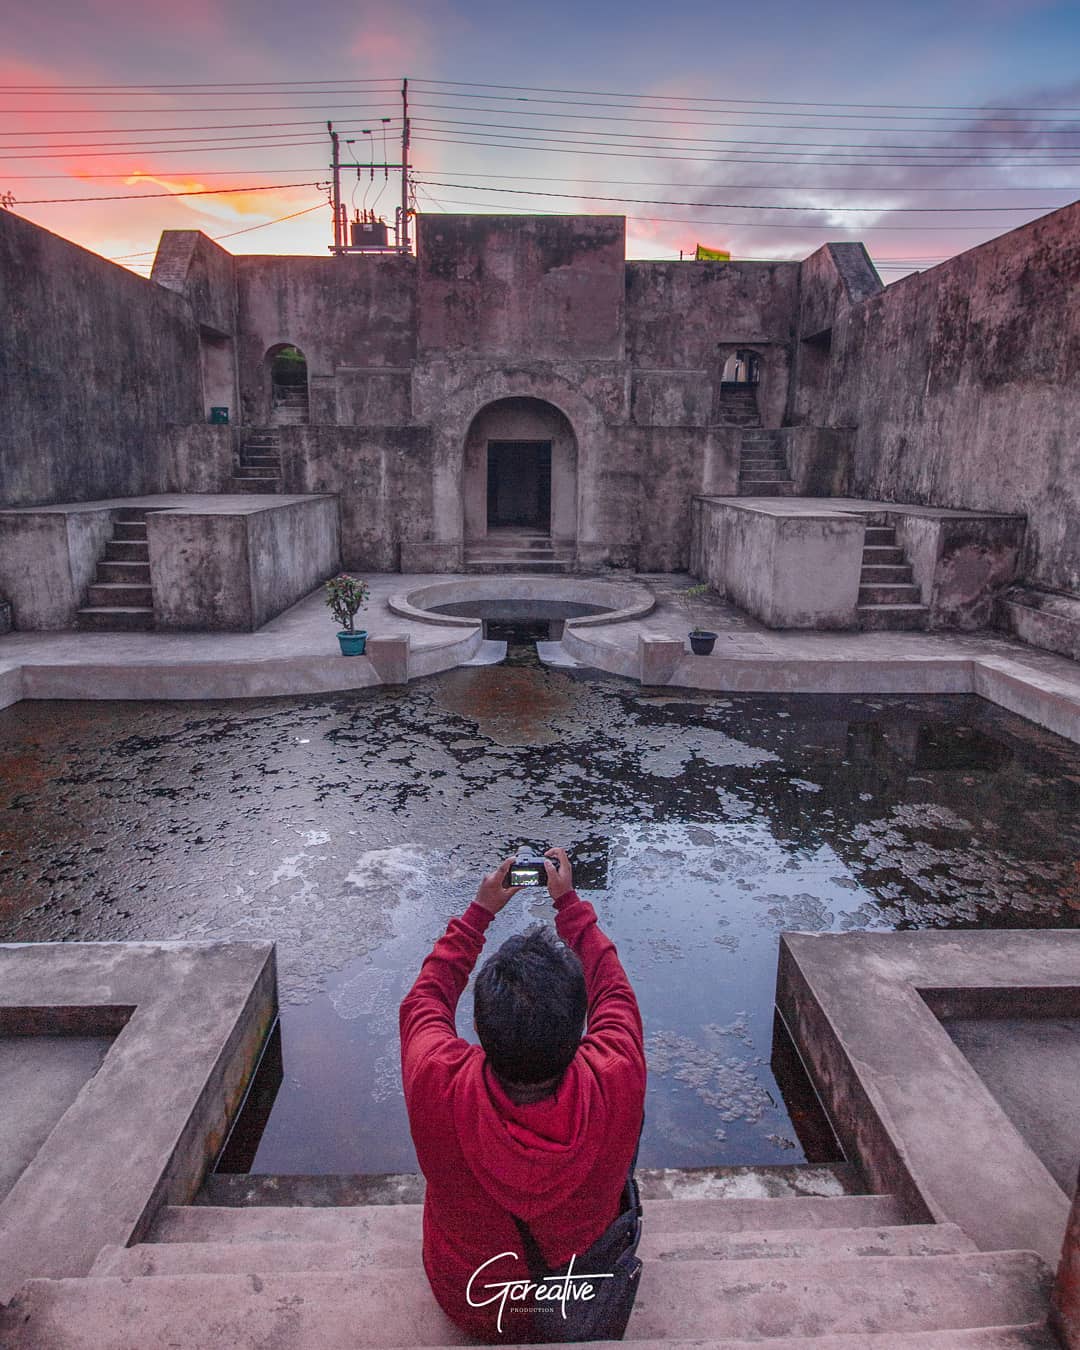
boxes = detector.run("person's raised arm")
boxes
[544,848,645,1083]
[399,858,520,1097]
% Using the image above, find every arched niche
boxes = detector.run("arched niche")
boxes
[266,344,309,425]
[463,398,578,545]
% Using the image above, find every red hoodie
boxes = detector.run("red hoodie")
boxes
[400,890,646,1343]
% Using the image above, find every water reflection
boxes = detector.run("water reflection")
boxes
[1,667,1077,1173]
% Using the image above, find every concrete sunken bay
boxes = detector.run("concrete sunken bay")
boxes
[0,941,276,1302]
[776,929,1080,1266]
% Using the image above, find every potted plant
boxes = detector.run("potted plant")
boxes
[325,574,370,656]
[680,582,718,655]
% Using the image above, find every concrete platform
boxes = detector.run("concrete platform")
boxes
[0,941,276,1302]
[1,571,1079,751]
[776,929,1080,1268]
[691,496,1025,631]
[0,494,340,632]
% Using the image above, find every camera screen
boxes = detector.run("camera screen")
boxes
[510,866,544,886]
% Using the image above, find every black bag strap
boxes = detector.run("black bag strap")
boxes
[510,1114,644,1280]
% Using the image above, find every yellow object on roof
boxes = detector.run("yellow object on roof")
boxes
[695,244,731,261]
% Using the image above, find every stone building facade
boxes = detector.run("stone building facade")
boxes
[1,202,1077,650]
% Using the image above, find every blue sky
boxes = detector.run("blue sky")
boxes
[3,0,1079,277]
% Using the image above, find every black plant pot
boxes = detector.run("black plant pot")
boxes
[689,630,717,655]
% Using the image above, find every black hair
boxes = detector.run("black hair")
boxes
[474,924,587,1086]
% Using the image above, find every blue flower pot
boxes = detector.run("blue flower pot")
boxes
[337,630,368,656]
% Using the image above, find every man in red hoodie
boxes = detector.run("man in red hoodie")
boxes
[400,847,646,1343]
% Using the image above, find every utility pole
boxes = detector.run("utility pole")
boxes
[400,78,411,254]
[328,120,343,256]
[327,87,410,255]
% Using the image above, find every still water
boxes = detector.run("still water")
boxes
[2,651,1078,1173]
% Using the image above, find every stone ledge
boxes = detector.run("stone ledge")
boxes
[0,941,276,1302]
[776,930,1080,1266]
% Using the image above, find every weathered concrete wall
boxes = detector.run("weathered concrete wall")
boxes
[416,215,625,360]
[626,261,798,429]
[276,426,434,571]
[829,202,1080,597]
[792,244,882,428]
[234,255,417,426]
[891,510,1025,631]
[0,506,115,628]
[0,211,203,509]
[148,496,339,631]
[691,498,864,629]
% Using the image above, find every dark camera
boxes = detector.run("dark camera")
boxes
[505,854,556,888]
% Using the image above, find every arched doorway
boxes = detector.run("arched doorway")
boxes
[463,398,578,545]
[266,344,309,425]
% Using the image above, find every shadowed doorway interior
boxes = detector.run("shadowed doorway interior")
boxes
[487,440,552,531]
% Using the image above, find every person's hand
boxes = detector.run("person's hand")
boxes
[544,847,573,902]
[473,857,521,915]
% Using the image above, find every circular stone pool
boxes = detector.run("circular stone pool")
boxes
[389,576,655,629]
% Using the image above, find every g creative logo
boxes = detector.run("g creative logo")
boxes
[466,1251,614,1334]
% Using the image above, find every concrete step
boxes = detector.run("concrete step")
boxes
[196,1163,868,1209]
[76,607,155,632]
[243,440,280,451]
[865,526,897,545]
[151,1194,909,1245]
[113,521,146,541]
[858,603,930,632]
[240,454,280,468]
[228,478,281,494]
[3,1251,1052,1348]
[739,457,788,469]
[462,559,575,574]
[91,1223,977,1279]
[739,468,789,481]
[861,564,912,584]
[103,539,149,562]
[234,464,281,479]
[863,545,905,565]
[858,583,922,606]
[96,559,151,584]
[738,480,795,496]
[116,509,153,524]
[472,529,561,545]
[86,582,152,607]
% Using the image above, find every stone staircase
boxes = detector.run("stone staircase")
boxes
[738,429,795,497]
[858,523,930,631]
[229,429,283,494]
[0,1185,1057,1347]
[714,385,761,427]
[463,528,574,574]
[271,386,309,426]
[76,509,156,632]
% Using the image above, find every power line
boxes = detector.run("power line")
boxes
[0,102,400,115]
[410,78,1080,114]
[13,180,326,204]
[0,118,400,138]
[410,101,1080,135]
[0,139,329,162]
[412,130,1080,168]
[107,199,328,260]
[410,122,1080,158]
[411,187,1022,232]
[404,168,1080,192]
[415,176,1068,214]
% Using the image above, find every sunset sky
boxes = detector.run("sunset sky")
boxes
[4,0,1080,280]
